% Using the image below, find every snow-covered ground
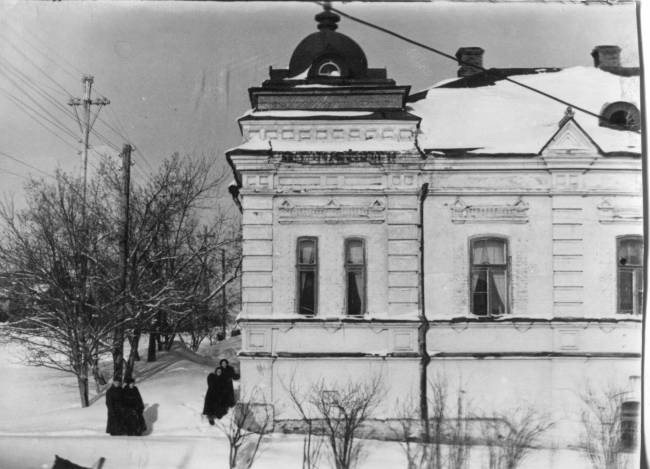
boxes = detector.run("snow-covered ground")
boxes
[0,339,595,469]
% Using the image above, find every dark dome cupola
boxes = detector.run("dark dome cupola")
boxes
[288,7,368,80]
[249,5,410,111]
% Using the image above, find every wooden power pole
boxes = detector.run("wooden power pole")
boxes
[113,143,132,380]
[221,249,228,336]
[418,182,430,443]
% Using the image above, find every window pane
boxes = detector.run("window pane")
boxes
[299,239,316,265]
[471,269,488,315]
[636,268,643,315]
[619,270,634,313]
[347,271,363,315]
[298,271,315,315]
[346,239,364,265]
[489,269,507,315]
[472,239,506,265]
[619,238,643,266]
[621,401,640,450]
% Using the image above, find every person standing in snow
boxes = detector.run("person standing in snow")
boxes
[106,378,125,436]
[219,358,239,408]
[122,377,147,436]
[203,366,229,424]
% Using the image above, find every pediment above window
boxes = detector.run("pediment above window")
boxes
[597,199,642,224]
[278,198,385,224]
[451,197,529,224]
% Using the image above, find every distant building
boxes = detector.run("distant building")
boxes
[226,7,642,464]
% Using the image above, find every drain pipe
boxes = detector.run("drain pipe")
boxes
[418,182,430,443]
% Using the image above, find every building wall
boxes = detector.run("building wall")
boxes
[232,118,643,463]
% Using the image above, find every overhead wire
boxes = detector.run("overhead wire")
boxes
[0,88,81,152]
[0,150,57,179]
[0,68,80,142]
[318,2,613,122]
[0,29,142,166]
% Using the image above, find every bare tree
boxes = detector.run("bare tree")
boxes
[308,376,384,469]
[99,154,241,376]
[282,374,325,469]
[577,383,637,469]
[394,376,471,469]
[0,173,122,407]
[394,398,429,469]
[216,396,272,469]
[481,406,553,469]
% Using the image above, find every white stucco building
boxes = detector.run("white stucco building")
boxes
[226,7,642,464]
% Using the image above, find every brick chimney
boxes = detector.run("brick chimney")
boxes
[456,47,484,77]
[591,45,621,69]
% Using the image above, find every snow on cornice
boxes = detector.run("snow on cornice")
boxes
[240,110,374,118]
[409,66,641,155]
[232,137,416,153]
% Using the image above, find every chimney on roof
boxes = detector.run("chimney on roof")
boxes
[591,45,621,69]
[456,47,484,77]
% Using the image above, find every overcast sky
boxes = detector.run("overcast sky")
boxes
[0,1,641,205]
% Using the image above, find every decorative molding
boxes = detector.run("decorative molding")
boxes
[450,197,529,224]
[275,152,399,165]
[244,124,416,144]
[597,199,643,224]
[278,198,386,224]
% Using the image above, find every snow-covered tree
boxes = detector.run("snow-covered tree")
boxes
[0,172,122,407]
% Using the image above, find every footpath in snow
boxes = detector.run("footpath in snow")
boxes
[0,340,589,469]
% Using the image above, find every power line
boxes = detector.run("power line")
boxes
[0,58,76,121]
[0,54,125,156]
[0,150,56,179]
[0,69,80,142]
[319,2,610,122]
[0,87,80,151]
[1,34,74,99]
[1,33,135,157]
[1,22,83,84]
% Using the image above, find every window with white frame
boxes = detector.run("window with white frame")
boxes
[345,238,365,315]
[297,237,318,315]
[470,237,508,316]
[617,236,643,314]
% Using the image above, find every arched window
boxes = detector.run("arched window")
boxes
[297,237,318,315]
[617,236,643,314]
[599,102,640,131]
[345,238,365,315]
[317,60,341,77]
[470,237,509,316]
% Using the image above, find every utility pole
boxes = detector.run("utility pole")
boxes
[68,76,110,384]
[68,75,110,216]
[114,144,132,381]
[221,249,227,337]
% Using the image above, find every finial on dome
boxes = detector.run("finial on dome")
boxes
[315,2,340,31]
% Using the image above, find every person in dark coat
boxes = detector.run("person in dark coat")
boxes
[106,378,125,436]
[219,359,239,408]
[122,377,146,436]
[203,367,229,424]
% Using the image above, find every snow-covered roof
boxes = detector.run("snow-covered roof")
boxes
[409,66,641,154]
[231,137,416,153]
[240,110,374,119]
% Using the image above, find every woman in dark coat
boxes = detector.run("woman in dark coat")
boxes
[219,359,239,408]
[106,378,125,436]
[203,367,229,424]
[122,377,146,436]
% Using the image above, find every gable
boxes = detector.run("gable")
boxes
[540,117,602,157]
